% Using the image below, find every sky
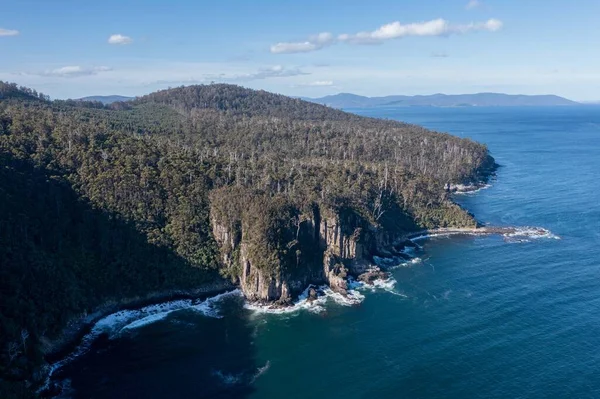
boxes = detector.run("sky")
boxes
[1,0,599,101]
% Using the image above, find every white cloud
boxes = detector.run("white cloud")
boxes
[271,32,335,54]
[0,28,19,37]
[304,80,334,86]
[108,34,133,45]
[271,18,503,53]
[38,66,113,78]
[466,0,481,9]
[339,18,503,43]
[271,41,319,54]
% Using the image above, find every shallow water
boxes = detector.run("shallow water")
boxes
[53,106,600,398]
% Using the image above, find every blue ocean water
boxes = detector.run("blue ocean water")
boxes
[54,106,600,398]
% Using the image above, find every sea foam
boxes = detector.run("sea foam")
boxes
[251,360,271,383]
[373,254,422,270]
[410,226,560,243]
[452,183,492,195]
[244,282,370,316]
[40,290,242,394]
[503,227,561,242]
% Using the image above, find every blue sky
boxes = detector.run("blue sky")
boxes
[1,0,599,100]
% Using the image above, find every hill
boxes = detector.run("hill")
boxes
[0,82,495,397]
[0,81,49,102]
[305,92,579,108]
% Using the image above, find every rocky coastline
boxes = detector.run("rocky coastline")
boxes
[38,280,236,396]
[43,174,526,395]
[41,220,557,396]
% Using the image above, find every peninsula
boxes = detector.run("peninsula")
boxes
[0,81,495,395]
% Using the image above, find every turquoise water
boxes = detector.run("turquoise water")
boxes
[54,106,600,398]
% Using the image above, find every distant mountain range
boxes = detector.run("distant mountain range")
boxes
[77,92,583,108]
[302,93,580,108]
[78,95,134,104]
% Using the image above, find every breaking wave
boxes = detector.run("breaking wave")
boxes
[99,290,242,336]
[40,290,242,394]
[409,231,478,241]
[244,284,365,316]
[452,183,492,195]
[503,227,561,243]
[349,274,409,298]
[251,361,271,383]
[410,226,560,243]
[373,255,422,270]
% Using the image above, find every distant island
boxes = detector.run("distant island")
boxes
[303,92,579,109]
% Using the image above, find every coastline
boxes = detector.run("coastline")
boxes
[41,223,558,395]
[448,182,492,194]
[39,165,512,396]
[39,279,235,394]
[47,225,542,353]
[44,279,235,359]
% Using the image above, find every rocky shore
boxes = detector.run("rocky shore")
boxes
[42,221,557,396]
[46,225,547,363]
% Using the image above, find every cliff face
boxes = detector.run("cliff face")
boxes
[238,242,294,302]
[210,198,408,303]
[212,217,310,303]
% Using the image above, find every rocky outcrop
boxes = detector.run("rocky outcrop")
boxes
[237,242,293,303]
[358,268,389,285]
[210,196,411,303]
[323,249,349,294]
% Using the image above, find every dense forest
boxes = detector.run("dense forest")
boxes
[0,81,494,397]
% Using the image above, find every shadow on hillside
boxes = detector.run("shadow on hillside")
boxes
[58,298,257,399]
[0,152,256,398]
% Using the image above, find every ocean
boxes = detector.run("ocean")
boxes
[51,106,600,398]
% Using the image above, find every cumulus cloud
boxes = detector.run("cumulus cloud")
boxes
[466,0,482,9]
[0,28,19,37]
[271,18,503,53]
[108,34,133,45]
[271,32,335,54]
[38,66,113,78]
[339,18,502,43]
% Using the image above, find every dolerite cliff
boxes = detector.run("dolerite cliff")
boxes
[209,187,426,303]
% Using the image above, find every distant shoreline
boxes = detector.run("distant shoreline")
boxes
[303,92,580,109]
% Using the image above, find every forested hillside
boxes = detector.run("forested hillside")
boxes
[0,81,495,397]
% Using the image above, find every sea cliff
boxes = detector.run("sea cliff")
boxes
[208,187,467,303]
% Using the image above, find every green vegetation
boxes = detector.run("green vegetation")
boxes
[0,81,494,397]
